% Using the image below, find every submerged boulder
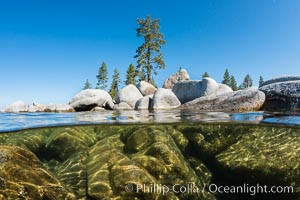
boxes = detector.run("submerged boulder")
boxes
[137,81,157,96]
[5,100,28,112]
[162,69,190,89]
[150,88,181,110]
[181,88,265,112]
[115,84,143,108]
[70,89,113,111]
[259,77,300,111]
[0,145,76,199]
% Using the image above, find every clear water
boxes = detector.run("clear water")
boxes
[0,111,300,132]
[0,111,299,199]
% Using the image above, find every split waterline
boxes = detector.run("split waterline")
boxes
[0,110,300,133]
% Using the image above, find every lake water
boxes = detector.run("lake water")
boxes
[0,111,299,199]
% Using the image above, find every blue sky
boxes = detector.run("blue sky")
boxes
[0,0,300,107]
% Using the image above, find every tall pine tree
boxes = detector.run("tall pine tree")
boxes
[96,62,108,90]
[259,76,264,87]
[222,68,230,86]
[202,72,210,78]
[230,75,238,91]
[242,74,253,88]
[109,68,122,98]
[125,63,137,85]
[83,79,92,90]
[134,15,166,85]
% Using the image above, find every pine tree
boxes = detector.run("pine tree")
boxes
[202,72,210,78]
[125,63,137,85]
[83,79,92,90]
[259,76,264,87]
[134,15,166,85]
[242,74,253,88]
[230,75,238,91]
[109,68,122,98]
[96,62,108,90]
[222,68,230,86]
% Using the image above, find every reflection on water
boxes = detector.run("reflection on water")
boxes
[0,110,299,132]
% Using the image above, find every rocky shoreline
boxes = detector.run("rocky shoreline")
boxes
[1,70,300,113]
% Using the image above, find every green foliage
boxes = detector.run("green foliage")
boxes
[125,63,137,85]
[202,72,210,78]
[83,79,92,90]
[259,75,264,87]
[230,75,238,91]
[109,68,122,98]
[222,68,230,86]
[134,15,166,85]
[96,62,108,90]
[242,74,253,88]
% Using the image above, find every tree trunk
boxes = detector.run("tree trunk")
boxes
[147,47,151,83]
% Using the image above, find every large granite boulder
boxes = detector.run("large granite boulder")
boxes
[260,76,300,87]
[113,102,133,110]
[181,88,265,112]
[5,100,28,112]
[150,88,181,110]
[172,78,233,104]
[135,95,152,110]
[70,89,113,111]
[45,103,75,112]
[137,81,157,96]
[0,145,76,199]
[115,84,143,108]
[162,69,190,89]
[259,77,300,111]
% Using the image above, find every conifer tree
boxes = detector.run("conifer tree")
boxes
[109,68,122,98]
[96,62,108,90]
[242,74,253,88]
[222,68,230,86]
[83,79,92,90]
[230,75,238,91]
[202,72,210,78]
[134,15,166,85]
[259,75,264,87]
[125,63,137,85]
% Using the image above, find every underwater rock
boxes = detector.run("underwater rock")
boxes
[181,88,265,112]
[259,78,300,111]
[215,126,300,198]
[137,81,157,96]
[70,89,113,111]
[0,145,76,199]
[44,103,75,112]
[46,127,96,161]
[162,68,190,89]
[86,126,214,199]
[54,152,87,198]
[115,84,143,108]
[4,100,28,112]
[150,88,181,110]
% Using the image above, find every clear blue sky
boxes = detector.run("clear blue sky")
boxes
[1,0,300,107]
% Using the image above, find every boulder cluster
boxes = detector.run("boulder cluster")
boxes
[2,70,300,113]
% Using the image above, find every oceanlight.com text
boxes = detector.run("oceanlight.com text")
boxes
[124,183,294,196]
